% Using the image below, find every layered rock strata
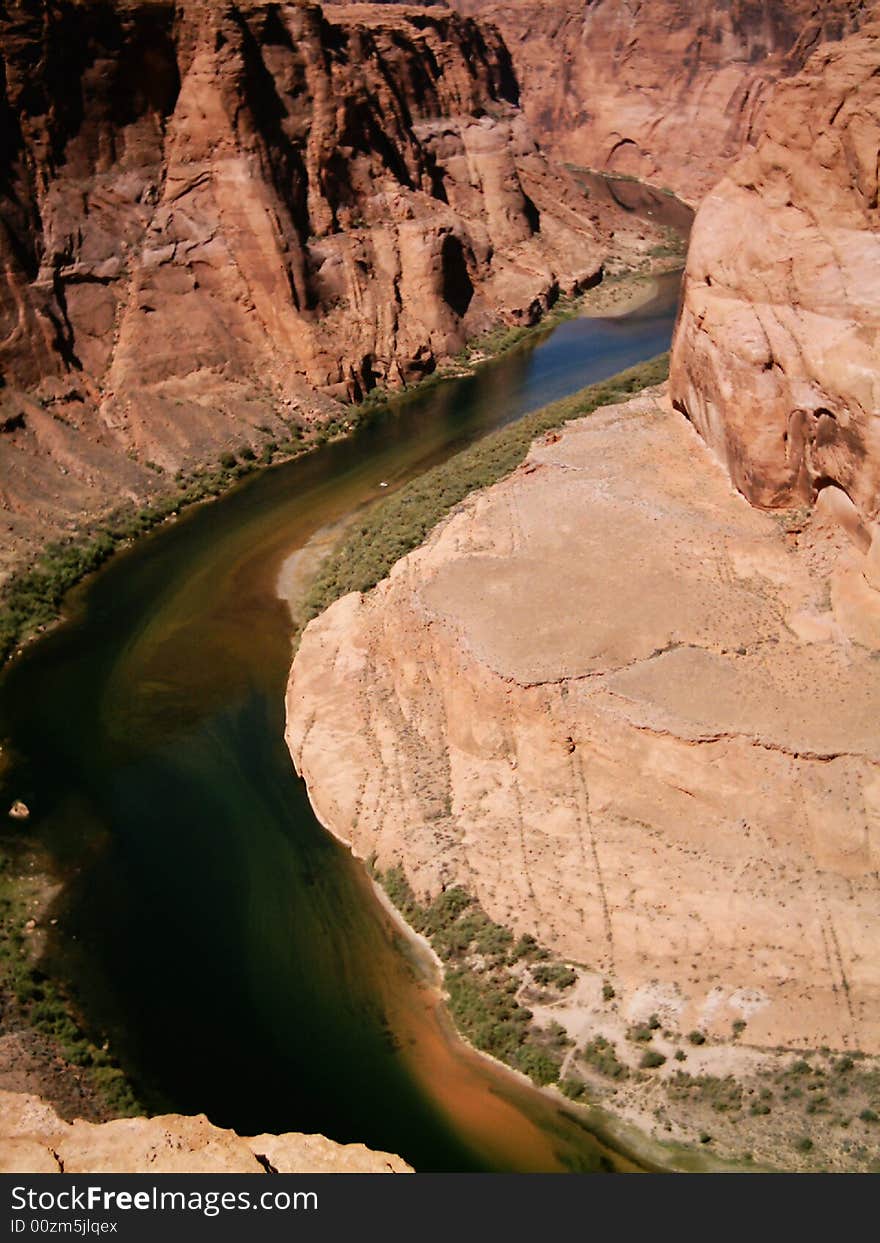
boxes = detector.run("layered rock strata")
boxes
[453,0,869,203]
[288,388,880,1055]
[0,0,602,578]
[0,1090,411,1173]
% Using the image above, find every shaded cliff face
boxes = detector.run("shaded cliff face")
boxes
[670,22,880,536]
[452,0,869,203]
[0,1090,412,1173]
[0,0,601,577]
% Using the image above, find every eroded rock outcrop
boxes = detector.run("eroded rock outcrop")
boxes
[452,0,868,203]
[287,388,880,1057]
[0,0,602,578]
[670,22,880,539]
[0,1090,411,1173]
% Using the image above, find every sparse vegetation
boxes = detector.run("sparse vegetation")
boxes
[581,1036,629,1082]
[669,1072,743,1114]
[0,847,140,1117]
[374,863,575,1089]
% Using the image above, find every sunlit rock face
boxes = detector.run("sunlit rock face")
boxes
[670,21,880,530]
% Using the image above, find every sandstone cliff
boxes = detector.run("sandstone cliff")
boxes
[0,0,602,579]
[670,22,880,543]
[452,0,869,203]
[286,21,880,1162]
[0,1090,411,1172]
[287,388,880,1060]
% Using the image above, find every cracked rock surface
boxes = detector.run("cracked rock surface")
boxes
[670,20,880,521]
[0,1090,411,1173]
[287,388,880,1055]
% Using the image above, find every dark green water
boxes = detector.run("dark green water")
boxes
[0,273,683,1172]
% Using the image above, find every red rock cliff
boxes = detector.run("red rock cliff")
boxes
[670,22,880,540]
[0,1,601,575]
[452,0,868,203]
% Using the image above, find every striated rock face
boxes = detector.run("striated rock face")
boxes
[288,389,880,1056]
[670,22,880,537]
[0,0,601,577]
[0,1090,412,1173]
[452,0,868,203]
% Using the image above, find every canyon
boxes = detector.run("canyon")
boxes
[287,20,880,1164]
[1,0,878,1177]
[0,0,620,582]
[452,0,869,203]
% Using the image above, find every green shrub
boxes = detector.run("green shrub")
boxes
[514,1044,562,1086]
[687,1030,706,1045]
[581,1036,628,1081]
[510,933,548,963]
[531,963,577,990]
[560,1076,586,1101]
[640,1050,667,1070]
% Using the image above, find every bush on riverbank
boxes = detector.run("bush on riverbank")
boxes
[374,862,577,1090]
[0,847,141,1117]
[0,443,305,666]
[298,353,669,631]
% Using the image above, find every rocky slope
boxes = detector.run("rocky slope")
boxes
[0,0,604,580]
[452,0,869,203]
[0,1090,411,1172]
[670,21,880,541]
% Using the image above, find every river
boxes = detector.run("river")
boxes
[1,252,689,1171]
